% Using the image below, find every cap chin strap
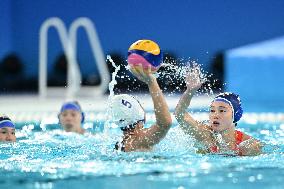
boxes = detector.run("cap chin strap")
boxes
[120,119,145,131]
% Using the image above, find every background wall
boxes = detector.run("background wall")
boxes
[0,0,12,57]
[226,37,284,109]
[1,0,284,79]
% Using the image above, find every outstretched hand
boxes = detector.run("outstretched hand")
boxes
[129,65,155,85]
[186,64,203,92]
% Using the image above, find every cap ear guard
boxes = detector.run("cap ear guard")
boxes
[81,112,85,123]
[234,107,243,123]
[58,113,61,124]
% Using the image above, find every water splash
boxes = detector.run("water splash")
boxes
[107,55,121,97]
[157,57,216,120]
[105,55,121,130]
[158,57,213,96]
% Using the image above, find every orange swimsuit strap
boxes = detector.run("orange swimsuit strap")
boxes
[235,130,244,145]
[209,130,246,154]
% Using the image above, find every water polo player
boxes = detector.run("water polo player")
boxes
[0,116,16,142]
[58,101,86,134]
[174,66,262,156]
[109,65,172,152]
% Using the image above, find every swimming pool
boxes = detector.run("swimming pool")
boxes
[1,100,284,189]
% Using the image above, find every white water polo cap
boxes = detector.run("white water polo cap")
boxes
[109,94,145,130]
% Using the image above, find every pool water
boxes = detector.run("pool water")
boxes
[1,113,284,189]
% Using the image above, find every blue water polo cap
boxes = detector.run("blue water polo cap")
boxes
[60,101,85,123]
[213,92,243,123]
[0,116,15,129]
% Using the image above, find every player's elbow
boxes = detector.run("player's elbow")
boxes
[165,116,172,127]
[174,109,183,123]
[157,116,172,129]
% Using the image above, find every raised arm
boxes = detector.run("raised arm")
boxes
[174,65,212,143]
[130,65,172,145]
[175,88,199,130]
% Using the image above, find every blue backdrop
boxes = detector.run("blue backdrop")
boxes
[226,37,284,109]
[1,0,284,78]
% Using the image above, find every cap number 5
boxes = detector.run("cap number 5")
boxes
[121,99,132,108]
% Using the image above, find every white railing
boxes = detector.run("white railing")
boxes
[39,17,110,98]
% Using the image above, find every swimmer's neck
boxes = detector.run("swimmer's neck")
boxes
[214,126,236,146]
[77,128,85,134]
[65,127,85,135]
[123,123,144,135]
